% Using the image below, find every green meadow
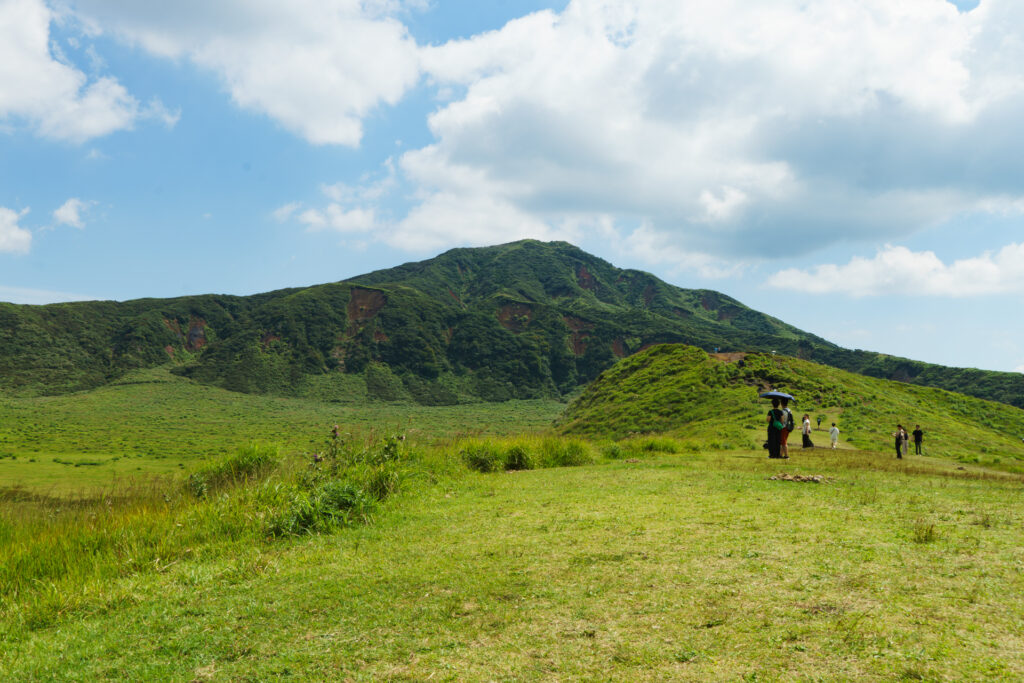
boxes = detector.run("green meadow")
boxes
[2,347,1024,680]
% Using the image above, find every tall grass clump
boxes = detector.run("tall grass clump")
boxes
[265,427,409,538]
[458,436,594,473]
[186,442,280,498]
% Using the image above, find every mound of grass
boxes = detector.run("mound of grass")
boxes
[559,345,1024,471]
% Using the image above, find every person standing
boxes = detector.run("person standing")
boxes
[766,398,786,459]
[894,424,904,459]
[829,422,840,449]
[780,397,794,458]
[801,414,815,448]
[912,425,924,455]
[901,426,910,457]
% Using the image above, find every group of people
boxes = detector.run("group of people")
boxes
[765,397,841,458]
[893,424,924,459]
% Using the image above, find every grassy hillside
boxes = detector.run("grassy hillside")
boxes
[558,345,1024,472]
[4,240,1022,408]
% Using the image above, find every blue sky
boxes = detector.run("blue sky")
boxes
[2,0,1022,374]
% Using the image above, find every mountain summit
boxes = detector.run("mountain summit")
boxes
[2,240,1022,407]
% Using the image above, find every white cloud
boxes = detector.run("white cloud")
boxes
[272,202,302,223]
[70,0,421,146]
[0,0,141,142]
[766,243,1024,297]
[399,0,1024,265]
[1016,364,1024,374]
[0,207,33,254]
[299,205,379,234]
[0,284,93,304]
[52,197,92,228]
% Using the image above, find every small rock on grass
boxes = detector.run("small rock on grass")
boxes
[768,473,831,484]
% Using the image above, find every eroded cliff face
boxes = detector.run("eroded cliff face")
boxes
[163,317,208,353]
[497,303,534,333]
[347,288,386,322]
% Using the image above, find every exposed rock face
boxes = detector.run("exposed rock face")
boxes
[348,288,386,322]
[186,320,207,350]
[162,317,207,351]
[577,265,597,291]
[612,338,627,358]
[497,303,533,333]
[564,316,594,356]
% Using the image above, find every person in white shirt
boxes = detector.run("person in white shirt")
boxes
[829,422,840,449]
[801,414,814,448]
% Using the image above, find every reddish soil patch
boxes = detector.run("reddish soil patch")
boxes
[163,318,183,340]
[186,319,207,351]
[612,338,627,358]
[711,352,748,363]
[700,292,720,311]
[373,330,389,343]
[164,345,175,358]
[672,307,692,319]
[497,303,533,333]
[563,316,594,356]
[348,288,386,322]
[577,265,597,291]
[261,333,281,350]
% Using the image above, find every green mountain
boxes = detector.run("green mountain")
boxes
[2,240,1022,407]
[557,344,1024,471]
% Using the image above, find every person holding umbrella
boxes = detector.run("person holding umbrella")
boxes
[761,391,794,459]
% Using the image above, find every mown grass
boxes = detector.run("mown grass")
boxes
[2,444,1023,680]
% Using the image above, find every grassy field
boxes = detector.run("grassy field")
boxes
[2,445,1023,680]
[0,367,565,492]
[3,350,1024,679]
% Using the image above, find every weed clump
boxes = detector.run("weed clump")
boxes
[265,427,407,538]
[186,443,280,499]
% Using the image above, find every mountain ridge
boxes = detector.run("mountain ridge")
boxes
[2,240,1022,408]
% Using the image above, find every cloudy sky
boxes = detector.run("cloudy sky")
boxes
[2,0,1023,373]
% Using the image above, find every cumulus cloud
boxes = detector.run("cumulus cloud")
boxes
[52,197,92,228]
[69,0,421,146]
[0,0,141,142]
[0,207,33,254]
[766,243,1024,297]
[398,0,1024,265]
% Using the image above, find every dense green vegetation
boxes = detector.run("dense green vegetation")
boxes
[559,344,1024,472]
[4,240,1022,407]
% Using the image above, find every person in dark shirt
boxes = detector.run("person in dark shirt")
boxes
[912,425,924,455]
[766,398,786,459]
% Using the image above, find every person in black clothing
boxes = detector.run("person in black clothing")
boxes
[766,398,787,459]
[893,424,904,459]
[912,425,923,454]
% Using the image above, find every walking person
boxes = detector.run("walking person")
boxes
[779,397,794,458]
[766,398,786,459]
[801,413,815,448]
[912,425,924,455]
[829,422,840,449]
